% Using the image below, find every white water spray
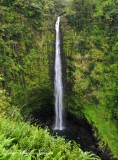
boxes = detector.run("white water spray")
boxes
[54,17,64,130]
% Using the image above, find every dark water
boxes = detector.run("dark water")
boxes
[50,119,112,160]
[50,119,98,153]
[52,129,78,142]
[31,109,112,160]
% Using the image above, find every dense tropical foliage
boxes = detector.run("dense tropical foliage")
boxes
[0,0,118,159]
[63,0,118,158]
[0,88,100,160]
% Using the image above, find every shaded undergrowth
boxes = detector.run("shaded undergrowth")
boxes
[0,89,100,160]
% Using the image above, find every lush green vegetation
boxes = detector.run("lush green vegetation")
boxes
[62,0,118,158]
[0,0,118,159]
[0,0,55,111]
[0,88,100,160]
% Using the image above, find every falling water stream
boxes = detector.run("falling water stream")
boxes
[54,17,64,130]
[31,16,112,160]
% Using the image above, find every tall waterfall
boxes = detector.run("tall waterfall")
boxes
[54,17,64,130]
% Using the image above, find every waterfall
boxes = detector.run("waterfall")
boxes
[54,17,64,130]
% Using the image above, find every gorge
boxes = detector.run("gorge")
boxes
[0,0,118,159]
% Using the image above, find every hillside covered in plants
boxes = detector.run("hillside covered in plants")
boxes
[0,0,118,159]
[0,89,100,159]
